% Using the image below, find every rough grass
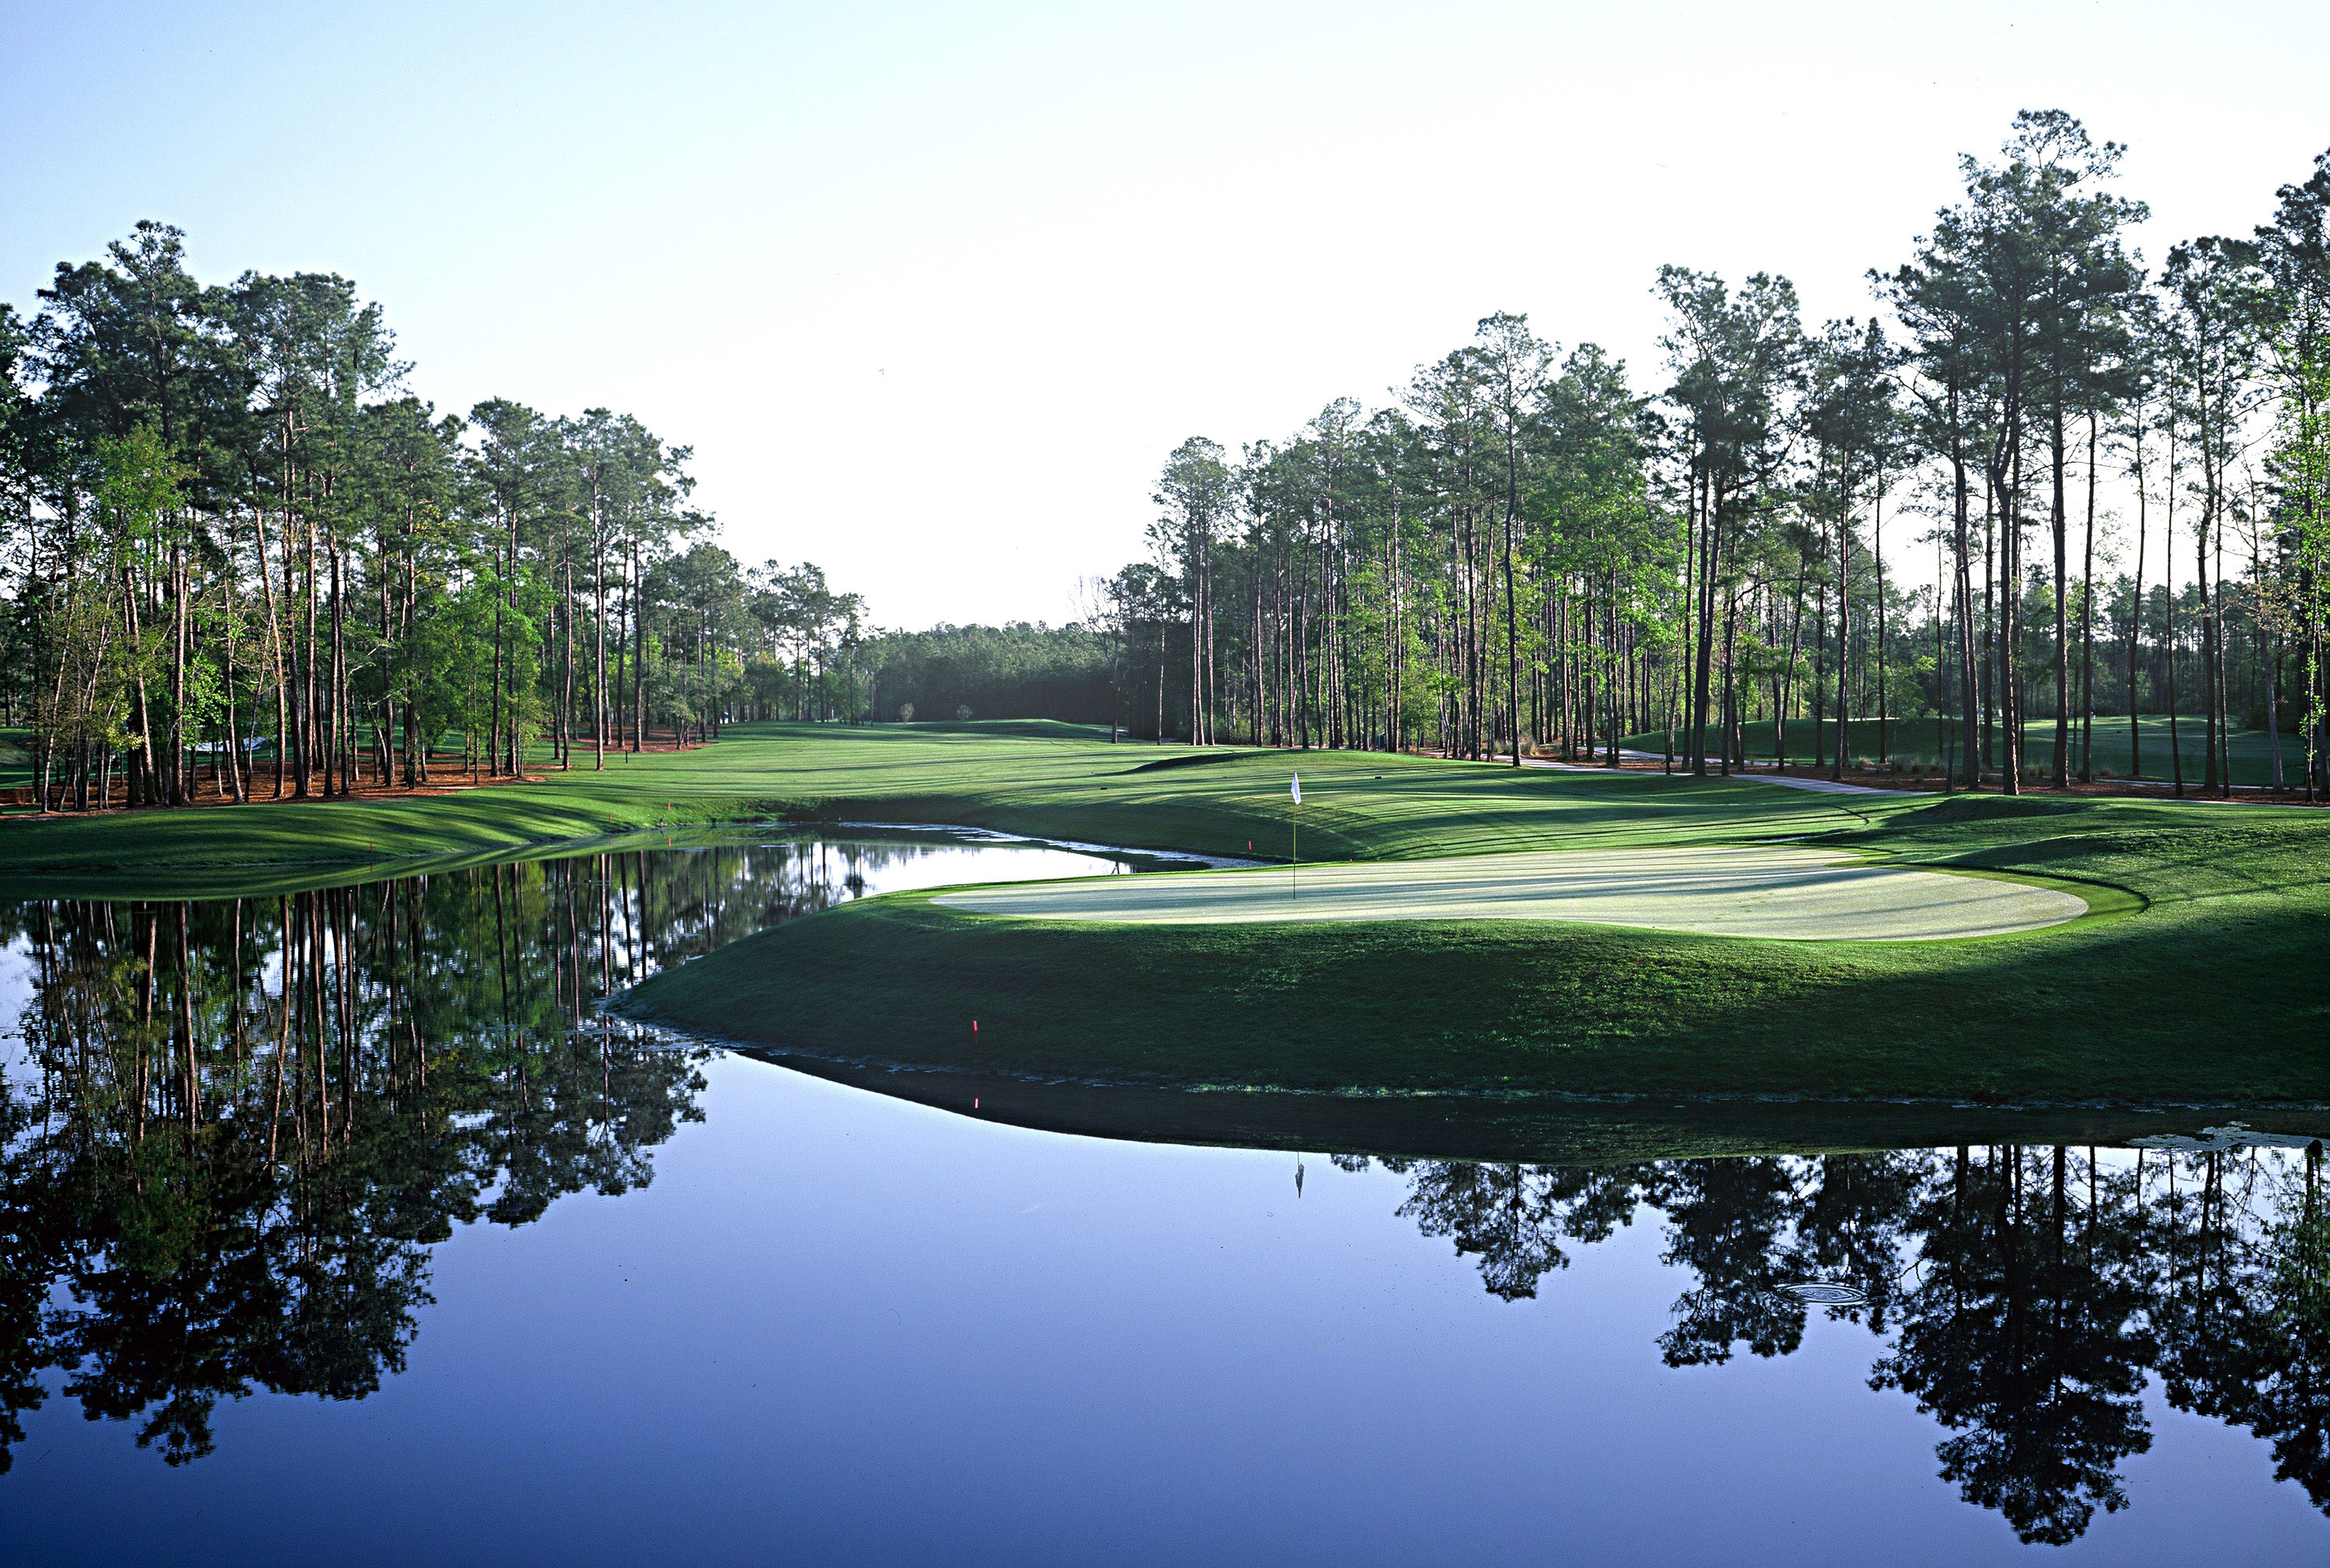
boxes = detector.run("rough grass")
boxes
[0,728,30,792]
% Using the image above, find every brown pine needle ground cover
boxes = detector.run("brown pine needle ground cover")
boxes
[0,728,709,815]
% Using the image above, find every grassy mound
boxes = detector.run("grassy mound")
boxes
[620,777,2326,1107]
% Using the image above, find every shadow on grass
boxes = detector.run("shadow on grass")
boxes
[620,880,2328,1113]
[746,1052,2328,1165]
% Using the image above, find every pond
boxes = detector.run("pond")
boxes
[0,830,2321,1563]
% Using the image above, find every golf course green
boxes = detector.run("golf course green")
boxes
[1,721,2320,1109]
[932,845,2092,940]
[589,721,2315,1110]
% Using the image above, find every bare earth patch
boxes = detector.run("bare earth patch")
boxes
[932,845,2088,941]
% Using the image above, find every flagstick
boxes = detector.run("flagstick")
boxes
[1289,770,1301,901]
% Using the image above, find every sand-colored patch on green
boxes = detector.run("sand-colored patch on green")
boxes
[932,845,2088,941]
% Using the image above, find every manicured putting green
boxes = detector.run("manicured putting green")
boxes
[932,845,2088,941]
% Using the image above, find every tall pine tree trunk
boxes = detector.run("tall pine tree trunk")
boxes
[1834,450,1852,781]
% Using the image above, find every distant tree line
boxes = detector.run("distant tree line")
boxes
[853,622,1113,726]
[1087,116,2329,796]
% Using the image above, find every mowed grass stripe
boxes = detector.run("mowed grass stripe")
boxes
[932,846,2088,940]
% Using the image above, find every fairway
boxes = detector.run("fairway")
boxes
[932,845,2089,941]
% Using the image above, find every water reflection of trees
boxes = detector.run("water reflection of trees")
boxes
[0,836,930,1471]
[1357,1142,2330,1544]
[8,840,2320,1537]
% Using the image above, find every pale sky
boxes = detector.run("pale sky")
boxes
[5,0,2325,627]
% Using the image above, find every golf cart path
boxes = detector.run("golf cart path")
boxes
[934,844,2088,942]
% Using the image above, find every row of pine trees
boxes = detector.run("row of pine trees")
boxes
[5,114,2324,805]
[1105,115,2330,796]
[0,224,879,811]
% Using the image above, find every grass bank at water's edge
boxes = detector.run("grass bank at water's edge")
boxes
[593,725,2325,1109]
[2,721,2318,1109]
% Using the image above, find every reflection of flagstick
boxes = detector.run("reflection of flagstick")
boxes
[1289,771,1302,899]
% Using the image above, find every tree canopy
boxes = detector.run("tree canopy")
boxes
[1070,120,2329,798]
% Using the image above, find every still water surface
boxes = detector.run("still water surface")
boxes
[0,831,2321,1563]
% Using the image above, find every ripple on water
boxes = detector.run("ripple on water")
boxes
[1772,1281,1869,1307]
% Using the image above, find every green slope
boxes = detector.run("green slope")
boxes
[607,732,2328,1107]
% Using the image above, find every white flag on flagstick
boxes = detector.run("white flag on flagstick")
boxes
[1290,772,1301,806]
